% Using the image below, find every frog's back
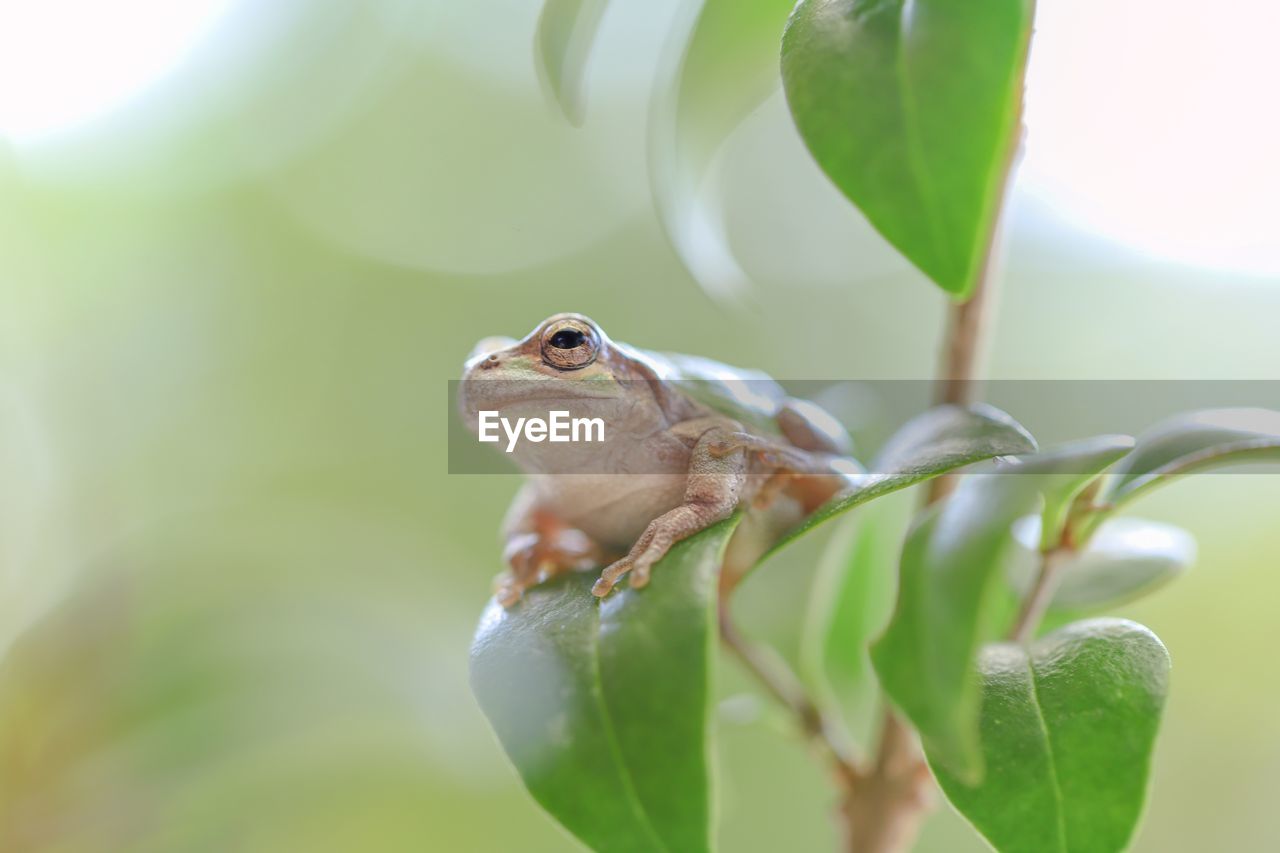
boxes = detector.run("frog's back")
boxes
[630,346,853,455]
[622,346,787,437]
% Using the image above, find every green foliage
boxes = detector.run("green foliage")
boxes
[1105,407,1280,507]
[871,436,1134,780]
[1010,435,1134,550]
[469,520,737,853]
[930,619,1170,853]
[1008,516,1195,616]
[781,0,1035,296]
[492,6,1270,853]
[470,403,1040,848]
[772,403,1037,552]
[535,0,611,125]
[870,472,1041,780]
[800,497,909,734]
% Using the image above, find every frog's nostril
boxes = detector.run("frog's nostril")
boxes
[468,335,517,364]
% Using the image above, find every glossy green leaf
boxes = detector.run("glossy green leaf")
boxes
[1105,408,1280,506]
[470,520,737,853]
[771,403,1037,552]
[1006,435,1134,549]
[800,496,909,735]
[535,0,611,126]
[650,0,795,299]
[870,472,1042,780]
[1009,516,1195,615]
[781,0,1034,296]
[871,402,1038,475]
[931,619,1170,853]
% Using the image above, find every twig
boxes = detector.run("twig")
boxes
[842,268,1001,852]
[722,269,999,851]
[1008,547,1067,643]
[842,711,935,853]
[717,604,863,791]
[927,263,999,504]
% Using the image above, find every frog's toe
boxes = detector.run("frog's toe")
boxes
[628,541,671,588]
[494,577,525,608]
[629,563,652,589]
[534,560,560,584]
[591,558,632,597]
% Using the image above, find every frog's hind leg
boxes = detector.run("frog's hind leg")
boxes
[497,484,614,606]
[591,427,747,597]
[778,398,854,456]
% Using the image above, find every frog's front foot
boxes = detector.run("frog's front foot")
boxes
[591,552,655,598]
[593,427,747,597]
[591,501,732,597]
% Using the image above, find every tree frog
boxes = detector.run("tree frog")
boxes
[460,313,859,605]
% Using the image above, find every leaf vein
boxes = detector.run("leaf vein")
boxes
[589,607,674,853]
[1026,654,1069,853]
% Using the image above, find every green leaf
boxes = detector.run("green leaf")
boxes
[870,472,1042,780]
[650,0,795,299]
[771,403,1037,552]
[535,0,611,126]
[781,0,1035,296]
[1105,408,1280,506]
[1006,435,1134,550]
[1008,516,1195,615]
[871,402,1038,475]
[800,496,909,735]
[930,619,1171,853]
[470,519,738,853]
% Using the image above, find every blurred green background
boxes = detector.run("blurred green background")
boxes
[3,1,1279,851]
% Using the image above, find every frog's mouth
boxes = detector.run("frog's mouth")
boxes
[458,378,623,427]
[464,383,620,408]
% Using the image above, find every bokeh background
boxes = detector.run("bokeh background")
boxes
[3,1,1279,851]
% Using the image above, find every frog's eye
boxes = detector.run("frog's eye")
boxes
[540,320,599,370]
[549,329,585,349]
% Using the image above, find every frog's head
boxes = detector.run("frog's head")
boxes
[459,314,661,437]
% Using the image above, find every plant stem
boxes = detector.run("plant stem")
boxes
[722,203,1009,850]
[927,272,997,503]
[840,270,1001,852]
[842,711,934,853]
[1008,547,1067,643]
[718,604,863,791]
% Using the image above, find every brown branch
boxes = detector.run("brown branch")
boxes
[839,268,1001,852]
[722,267,1001,851]
[927,266,998,504]
[935,275,995,409]
[842,711,935,853]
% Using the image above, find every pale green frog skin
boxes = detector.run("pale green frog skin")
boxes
[459,313,858,605]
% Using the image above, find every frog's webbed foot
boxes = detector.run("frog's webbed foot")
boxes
[497,527,609,607]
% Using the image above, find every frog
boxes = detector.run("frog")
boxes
[459,313,861,606]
